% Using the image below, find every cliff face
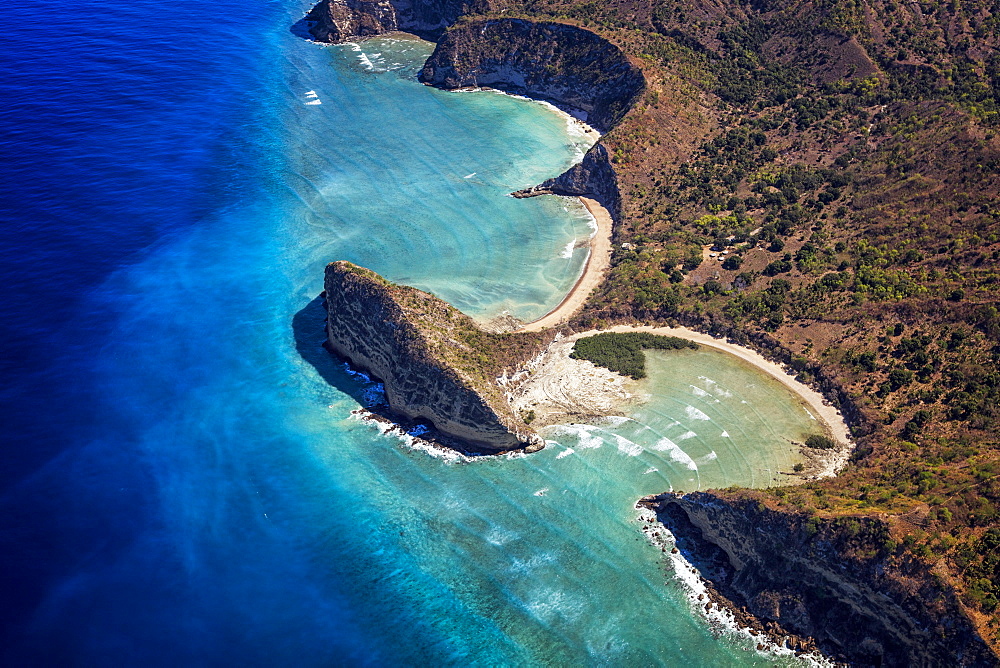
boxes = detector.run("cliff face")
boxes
[513,142,621,220]
[324,261,545,453]
[419,19,642,216]
[304,0,497,42]
[642,492,995,667]
[419,19,645,133]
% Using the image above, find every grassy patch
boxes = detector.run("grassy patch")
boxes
[571,332,697,379]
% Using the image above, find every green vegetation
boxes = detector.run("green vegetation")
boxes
[805,434,837,450]
[571,332,697,378]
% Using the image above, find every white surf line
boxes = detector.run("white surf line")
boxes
[636,506,835,666]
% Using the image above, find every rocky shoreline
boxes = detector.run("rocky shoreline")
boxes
[635,505,832,663]
[640,492,997,666]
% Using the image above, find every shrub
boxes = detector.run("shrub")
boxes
[763,259,793,276]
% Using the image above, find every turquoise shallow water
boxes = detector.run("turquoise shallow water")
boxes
[2,8,825,663]
[285,36,597,323]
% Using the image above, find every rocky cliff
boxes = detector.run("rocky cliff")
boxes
[304,0,498,42]
[419,19,645,133]
[641,491,996,667]
[418,19,641,216]
[324,261,547,453]
[513,142,622,220]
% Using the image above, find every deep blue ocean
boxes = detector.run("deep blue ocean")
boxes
[1,0,824,664]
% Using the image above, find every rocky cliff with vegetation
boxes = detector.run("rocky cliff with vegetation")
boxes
[324,261,549,453]
[641,491,996,666]
[303,0,1000,657]
[304,0,494,42]
[418,19,645,132]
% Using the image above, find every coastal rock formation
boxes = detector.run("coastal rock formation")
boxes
[419,19,641,216]
[324,261,547,453]
[419,19,645,132]
[640,491,996,667]
[513,143,621,220]
[304,0,496,42]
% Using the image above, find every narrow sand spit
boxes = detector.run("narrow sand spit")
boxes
[519,197,613,332]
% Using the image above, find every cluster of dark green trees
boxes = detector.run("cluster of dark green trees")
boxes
[570,332,698,378]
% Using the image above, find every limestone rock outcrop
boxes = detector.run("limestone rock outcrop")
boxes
[324,261,547,453]
[304,0,497,42]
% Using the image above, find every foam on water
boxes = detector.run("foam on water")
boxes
[613,434,644,457]
[547,424,604,449]
[653,437,699,471]
[685,405,712,421]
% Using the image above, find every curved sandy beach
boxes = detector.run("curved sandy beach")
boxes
[510,324,854,478]
[596,325,851,442]
[573,325,852,476]
[519,196,613,332]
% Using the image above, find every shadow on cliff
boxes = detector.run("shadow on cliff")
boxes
[293,295,374,407]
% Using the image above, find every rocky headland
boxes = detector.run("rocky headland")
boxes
[640,491,996,666]
[324,261,550,453]
[304,0,493,42]
[417,19,644,133]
